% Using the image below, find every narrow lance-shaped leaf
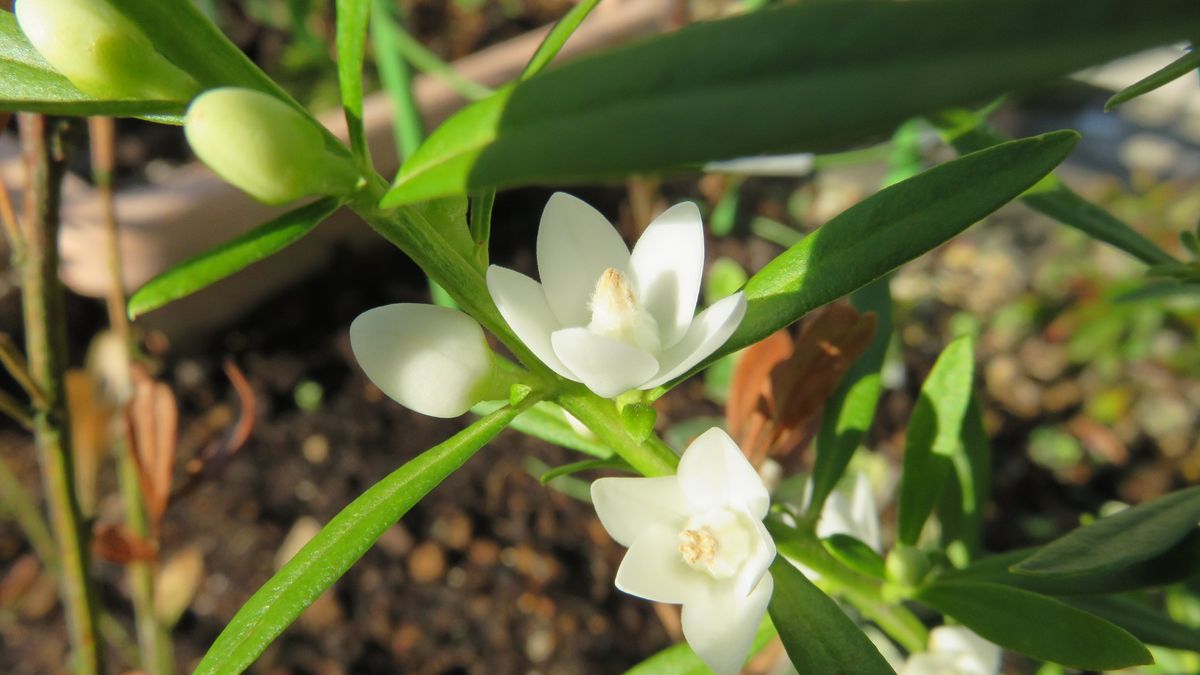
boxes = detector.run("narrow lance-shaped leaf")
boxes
[1015,484,1200,578]
[336,0,371,164]
[768,560,895,675]
[1064,594,1200,653]
[808,275,892,514]
[934,110,1176,266]
[472,400,613,459]
[520,0,602,80]
[896,334,975,546]
[695,131,1078,377]
[916,581,1152,670]
[625,618,776,675]
[1107,46,1200,111]
[383,0,1198,205]
[194,401,534,674]
[0,10,183,120]
[936,392,991,562]
[128,198,339,318]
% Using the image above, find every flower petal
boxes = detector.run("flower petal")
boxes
[629,202,705,348]
[677,427,769,518]
[733,517,776,597]
[550,327,658,398]
[537,192,631,327]
[928,626,1001,675]
[615,523,708,604]
[486,265,574,378]
[642,292,747,388]
[349,304,491,418]
[591,476,689,547]
[680,572,774,675]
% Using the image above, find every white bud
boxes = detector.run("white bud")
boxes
[350,304,507,418]
[16,0,198,101]
[184,88,359,205]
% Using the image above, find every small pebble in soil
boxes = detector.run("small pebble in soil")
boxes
[408,541,447,583]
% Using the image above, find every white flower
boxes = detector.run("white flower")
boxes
[16,0,197,100]
[591,428,775,675]
[901,626,1001,675]
[185,88,358,205]
[487,193,747,398]
[350,303,506,418]
[815,471,882,553]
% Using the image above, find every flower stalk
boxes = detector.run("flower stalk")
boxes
[17,113,105,675]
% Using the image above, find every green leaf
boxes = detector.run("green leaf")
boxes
[916,581,1152,670]
[768,560,895,675]
[1064,594,1200,652]
[809,275,891,514]
[110,0,283,96]
[944,537,1200,595]
[896,334,976,546]
[934,110,1176,266]
[705,131,1078,372]
[382,0,1197,205]
[822,534,886,581]
[0,11,183,120]
[521,0,602,80]
[336,0,371,164]
[625,617,776,675]
[128,198,338,318]
[193,402,529,674]
[472,400,613,459]
[537,458,628,485]
[936,393,991,562]
[1015,485,1200,579]
[1107,47,1200,111]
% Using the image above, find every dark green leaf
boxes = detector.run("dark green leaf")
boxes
[1064,594,1200,652]
[521,0,602,80]
[936,393,991,562]
[336,0,371,163]
[809,275,891,514]
[705,131,1078,371]
[768,560,895,675]
[944,536,1200,595]
[897,335,976,546]
[0,11,183,120]
[934,110,1176,266]
[128,198,338,318]
[1016,486,1200,579]
[917,581,1152,670]
[822,534,886,580]
[382,0,1197,205]
[625,618,776,675]
[1107,47,1200,111]
[193,402,529,674]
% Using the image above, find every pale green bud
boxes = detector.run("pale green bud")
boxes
[15,0,198,100]
[885,544,930,588]
[184,88,359,205]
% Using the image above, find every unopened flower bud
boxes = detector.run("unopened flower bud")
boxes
[16,0,198,101]
[885,544,929,588]
[184,88,359,205]
[350,304,514,418]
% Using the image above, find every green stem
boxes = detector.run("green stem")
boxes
[0,454,58,565]
[768,517,928,653]
[116,440,173,675]
[382,22,494,101]
[17,114,105,675]
[556,386,678,477]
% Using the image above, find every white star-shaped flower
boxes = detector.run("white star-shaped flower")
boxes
[901,626,1001,675]
[487,193,747,398]
[591,428,775,675]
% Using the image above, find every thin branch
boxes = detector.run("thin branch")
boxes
[0,332,48,408]
[18,113,105,675]
[0,388,34,430]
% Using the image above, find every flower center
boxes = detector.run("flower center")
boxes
[587,268,661,353]
[676,508,757,579]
